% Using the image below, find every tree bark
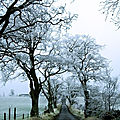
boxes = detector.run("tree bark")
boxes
[84,89,90,118]
[48,98,54,113]
[108,94,111,111]
[30,90,39,117]
[47,79,54,113]
[53,96,57,108]
[67,96,72,107]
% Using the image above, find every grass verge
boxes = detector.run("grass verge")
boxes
[69,107,84,120]
[17,105,61,120]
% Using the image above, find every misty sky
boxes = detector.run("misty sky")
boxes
[0,0,120,96]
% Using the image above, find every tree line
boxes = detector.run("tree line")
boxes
[0,0,120,119]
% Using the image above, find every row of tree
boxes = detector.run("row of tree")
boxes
[0,0,120,118]
[0,0,77,116]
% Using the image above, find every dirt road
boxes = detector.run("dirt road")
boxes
[56,103,80,120]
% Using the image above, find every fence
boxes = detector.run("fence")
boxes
[2,108,29,120]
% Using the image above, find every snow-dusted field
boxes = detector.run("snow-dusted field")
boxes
[0,96,47,119]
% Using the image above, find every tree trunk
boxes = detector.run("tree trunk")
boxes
[108,94,111,111]
[48,99,54,113]
[48,89,54,112]
[30,90,39,117]
[53,97,57,108]
[67,97,72,107]
[81,83,90,118]
[84,89,90,118]
[47,77,54,113]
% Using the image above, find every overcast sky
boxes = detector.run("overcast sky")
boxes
[68,0,120,75]
[0,0,120,96]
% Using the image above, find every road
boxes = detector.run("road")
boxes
[56,103,80,120]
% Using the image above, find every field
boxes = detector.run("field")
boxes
[0,96,47,120]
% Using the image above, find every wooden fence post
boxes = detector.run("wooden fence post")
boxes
[22,114,24,119]
[9,108,11,120]
[4,113,6,120]
[14,107,16,120]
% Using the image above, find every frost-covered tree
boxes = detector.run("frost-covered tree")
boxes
[51,77,63,108]
[100,0,120,28]
[0,0,47,37]
[44,77,60,112]
[64,76,80,108]
[87,85,104,116]
[0,0,77,37]
[85,70,120,116]
[40,62,66,113]
[102,69,120,111]
[60,34,108,118]
[0,1,76,116]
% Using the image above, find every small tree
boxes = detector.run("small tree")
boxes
[51,77,63,108]
[102,69,119,111]
[88,85,104,116]
[64,76,80,108]
[40,61,66,112]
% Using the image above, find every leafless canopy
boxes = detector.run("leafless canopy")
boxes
[0,0,77,116]
[100,0,120,28]
[0,0,76,37]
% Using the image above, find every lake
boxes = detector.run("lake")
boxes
[0,96,47,119]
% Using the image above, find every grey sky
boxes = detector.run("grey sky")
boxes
[0,0,120,96]
[68,0,120,76]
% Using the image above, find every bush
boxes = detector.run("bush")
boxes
[99,110,120,120]
[112,110,120,119]
[100,112,114,120]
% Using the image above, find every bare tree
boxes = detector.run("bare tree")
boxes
[51,77,63,108]
[40,62,66,113]
[102,69,119,111]
[87,84,104,116]
[0,1,76,116]
[64,76,80,108]
[100,0,120,28]
[61,34,108,118]
[0,0,77,37]
[0,0,43,37]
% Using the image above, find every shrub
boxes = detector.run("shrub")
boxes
[112,110,120,118]
[100,111,114,120]
[100,110,120,120]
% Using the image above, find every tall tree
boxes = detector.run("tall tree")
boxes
[102,69,119,111]
[0,1,76,116]
[61,34,108,118]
